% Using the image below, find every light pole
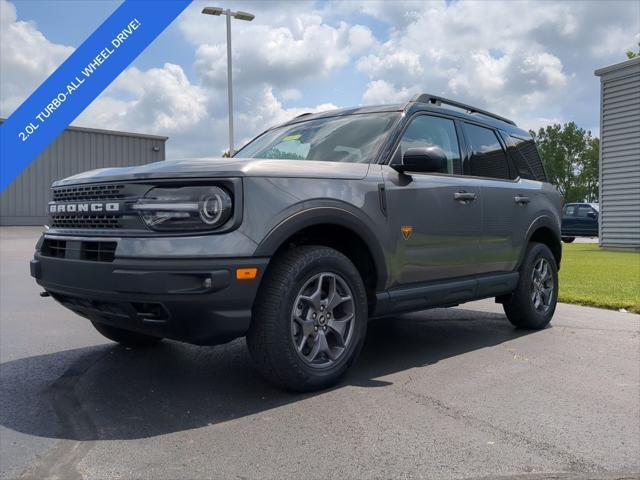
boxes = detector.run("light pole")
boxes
[201,6,255,156]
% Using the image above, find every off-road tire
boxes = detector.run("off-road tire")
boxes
[561,237,575,243]
[91,321,163,347]
[503,242,558,330]
[247,246,368,392]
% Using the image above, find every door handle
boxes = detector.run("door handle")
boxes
[454,191,477,202]
[514,195,530,204]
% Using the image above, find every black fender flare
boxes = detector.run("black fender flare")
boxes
[518,214,562,269]
[254,205,388,291]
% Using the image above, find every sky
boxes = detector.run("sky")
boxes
[1,0,639,158]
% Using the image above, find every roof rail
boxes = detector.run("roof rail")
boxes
[410,93,516,126]
[294,112,313,118]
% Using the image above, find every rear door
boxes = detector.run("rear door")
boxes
[384,114,482,286]
[461,122,533,274]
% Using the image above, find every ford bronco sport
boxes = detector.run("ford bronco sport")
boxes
[31,94,562,391]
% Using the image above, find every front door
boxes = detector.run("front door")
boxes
[384,114,482,287]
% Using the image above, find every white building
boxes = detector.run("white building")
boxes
[595,57,640,250]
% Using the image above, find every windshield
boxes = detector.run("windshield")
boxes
[235,113,400,163]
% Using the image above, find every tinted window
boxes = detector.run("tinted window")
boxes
[504,135,535,180]
[236,113,399,163]
[564,205,577,216]
[577,205,595,218]
[513,136,547,182]
[398,115,461,174]
[464,124,511,180]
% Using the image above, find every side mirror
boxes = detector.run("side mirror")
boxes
[392,146,448,174]
[587,211,597,219]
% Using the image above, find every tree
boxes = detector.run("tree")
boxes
[626,42,640,59]
[579,137,599,203]
[530,123,599,203]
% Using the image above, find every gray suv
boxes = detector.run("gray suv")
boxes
[31,94,562,391]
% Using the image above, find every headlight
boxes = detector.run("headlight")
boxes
[133,186,233,231]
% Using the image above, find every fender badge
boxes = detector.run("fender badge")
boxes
[401,225,413,240]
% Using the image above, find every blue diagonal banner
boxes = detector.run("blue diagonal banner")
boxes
[0,0,192,192]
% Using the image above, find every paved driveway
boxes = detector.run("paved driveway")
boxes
[1,227,638,480]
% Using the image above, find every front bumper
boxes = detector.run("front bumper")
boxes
[31,246,269,346]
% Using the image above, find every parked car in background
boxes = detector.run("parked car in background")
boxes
[561,202,599,243]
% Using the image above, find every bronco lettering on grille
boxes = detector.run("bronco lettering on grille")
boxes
[49,202,120,213]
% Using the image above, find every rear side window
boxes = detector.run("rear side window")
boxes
[464,123,511,180]
[507,135,547,182]
[503,135,535,180]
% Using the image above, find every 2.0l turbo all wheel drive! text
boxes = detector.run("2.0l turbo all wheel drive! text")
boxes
[32,94,562,391]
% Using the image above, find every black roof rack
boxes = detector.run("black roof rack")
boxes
[410,93,516,126]
[294,112,313,118]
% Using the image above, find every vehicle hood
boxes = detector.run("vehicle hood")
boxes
[53,158,370,186]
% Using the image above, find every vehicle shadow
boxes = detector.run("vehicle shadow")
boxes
[0,307,535,441]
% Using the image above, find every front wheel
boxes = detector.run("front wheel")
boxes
[503,242,558,330]
[247,246,368,392]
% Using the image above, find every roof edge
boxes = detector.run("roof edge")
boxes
[594,56,640,76]
[0,118,168,141]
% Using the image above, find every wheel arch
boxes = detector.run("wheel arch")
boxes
[254,207,388,294]
[520,215,562,270]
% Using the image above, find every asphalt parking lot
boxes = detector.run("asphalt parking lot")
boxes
[1,227,638,480]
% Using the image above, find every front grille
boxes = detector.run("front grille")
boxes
[51,215,120,229]
[81,241,117,262]
[41,238,117,262]
[41,239,66,258]
[49,183,149,231]
[53,184,125,202]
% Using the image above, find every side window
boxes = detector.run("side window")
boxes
[504,135,535,180]
[577,205,594,218]
[564,205,576,216]
[516,138,547,182]
[464,123,511,180]
[398,115,462,174]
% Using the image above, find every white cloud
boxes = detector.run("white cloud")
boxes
[2,0,638,160]
[355,0,638,126]
[78,63,208,134]
[361,79,419,105]
[0,0,73,115]
[280,88,302,101]
[192,17,375,91]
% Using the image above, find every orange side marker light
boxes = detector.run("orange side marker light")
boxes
[236,267,258,280]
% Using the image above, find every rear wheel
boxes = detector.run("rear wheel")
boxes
[91,321,163,347]
[247,246,368,391]
[561,236,575,243]
[503,242,558,330]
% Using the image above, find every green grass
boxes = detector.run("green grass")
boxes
[559,243,640,313]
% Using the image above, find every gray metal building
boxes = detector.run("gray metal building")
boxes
[595,57,640,250]
[0,122,167,226]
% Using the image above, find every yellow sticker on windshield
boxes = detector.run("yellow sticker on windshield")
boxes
[282,134,301,142]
